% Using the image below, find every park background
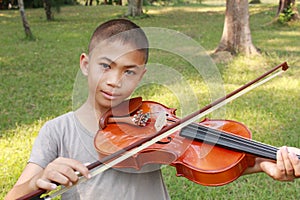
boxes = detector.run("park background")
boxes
[1,0,300,199]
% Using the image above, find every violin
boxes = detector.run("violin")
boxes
[18,62,298,200]
[95,97,298,186]
[95,98,256,186]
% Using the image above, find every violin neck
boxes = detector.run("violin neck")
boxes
[180,124,300,161]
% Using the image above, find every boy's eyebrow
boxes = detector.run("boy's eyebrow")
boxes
[99,57,145,68]
[99,57,114,63]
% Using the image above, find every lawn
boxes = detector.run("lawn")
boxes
[1,2,300,199]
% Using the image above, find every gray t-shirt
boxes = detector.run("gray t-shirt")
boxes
[29,112,170,200]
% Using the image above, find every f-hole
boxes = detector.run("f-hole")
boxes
[156,136,172,144]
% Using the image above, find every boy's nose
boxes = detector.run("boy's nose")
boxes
[106,71,122,88]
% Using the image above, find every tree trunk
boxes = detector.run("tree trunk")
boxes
[85,0,93,6]
[215,0,259,56]
[17,0,33,39]
[126,0,143,17]
[44,0,52,21]
[277,0,300,20]
[117,0,122,5]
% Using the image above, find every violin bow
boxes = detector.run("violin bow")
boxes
[18,62,289,200]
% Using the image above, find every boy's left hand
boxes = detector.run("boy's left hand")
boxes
[258,146,300,181]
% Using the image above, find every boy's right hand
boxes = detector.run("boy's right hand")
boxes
[5,157,91,200]
[35,157,91,191]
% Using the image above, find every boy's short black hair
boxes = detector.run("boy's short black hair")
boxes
[88,19,149,63]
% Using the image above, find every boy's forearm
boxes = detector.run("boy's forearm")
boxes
[5,183,33,200]
[5,173,41,200]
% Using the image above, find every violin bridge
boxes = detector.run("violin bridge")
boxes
[154,111,167,132]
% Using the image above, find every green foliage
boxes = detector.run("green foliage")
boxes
[1,3,300,200]
[278,4,296,24]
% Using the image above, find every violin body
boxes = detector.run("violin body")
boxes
[172,119,255,186]
[94,99,255,186]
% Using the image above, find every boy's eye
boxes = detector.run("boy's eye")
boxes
[125,69,136,75]
[100,63,110,69]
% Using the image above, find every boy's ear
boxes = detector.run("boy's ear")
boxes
[80,53,89,76]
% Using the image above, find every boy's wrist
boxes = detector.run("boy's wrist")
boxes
[29,171,44,191]
[243,157,264,175]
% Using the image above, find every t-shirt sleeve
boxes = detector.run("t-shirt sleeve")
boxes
[28,122,59,168]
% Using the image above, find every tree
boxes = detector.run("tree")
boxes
[43,0,64,21]
[85,0,93,6]
[277,0,300,21]
[214,0,259,56]
[44,0,53,21]
[17,0,33,39]
[126,0,143,17]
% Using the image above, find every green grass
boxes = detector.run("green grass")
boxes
[1,3,300,199]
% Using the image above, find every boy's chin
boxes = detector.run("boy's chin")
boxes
[99,99,123,110]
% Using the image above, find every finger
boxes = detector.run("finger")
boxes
[273,147,290,181]
[44,167,73,187]
[276,147,286,175]
[55,157,91,179]
[287,147,300,155]
[36,178,57,191]
[54,164,80,184]
[289,151,300,177]
[280,146,294,177]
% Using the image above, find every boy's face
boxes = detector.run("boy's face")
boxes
[80,40,147,112]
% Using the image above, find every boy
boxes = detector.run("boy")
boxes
[5,19,300,200]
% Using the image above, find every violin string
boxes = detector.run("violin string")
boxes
[142,117,277,159]
[171,119,278,159]
[195,123,278,153]
[182,125,277,160]
[188,123,278,158]
[181,123,278,160]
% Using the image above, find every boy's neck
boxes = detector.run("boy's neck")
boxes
[75,102,104,134]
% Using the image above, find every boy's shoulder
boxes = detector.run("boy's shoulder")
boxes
[49,111,74,121]
[43,111,75,128]
[38,111,82,140]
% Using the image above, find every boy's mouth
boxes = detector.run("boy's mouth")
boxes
[101,90,120,100]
